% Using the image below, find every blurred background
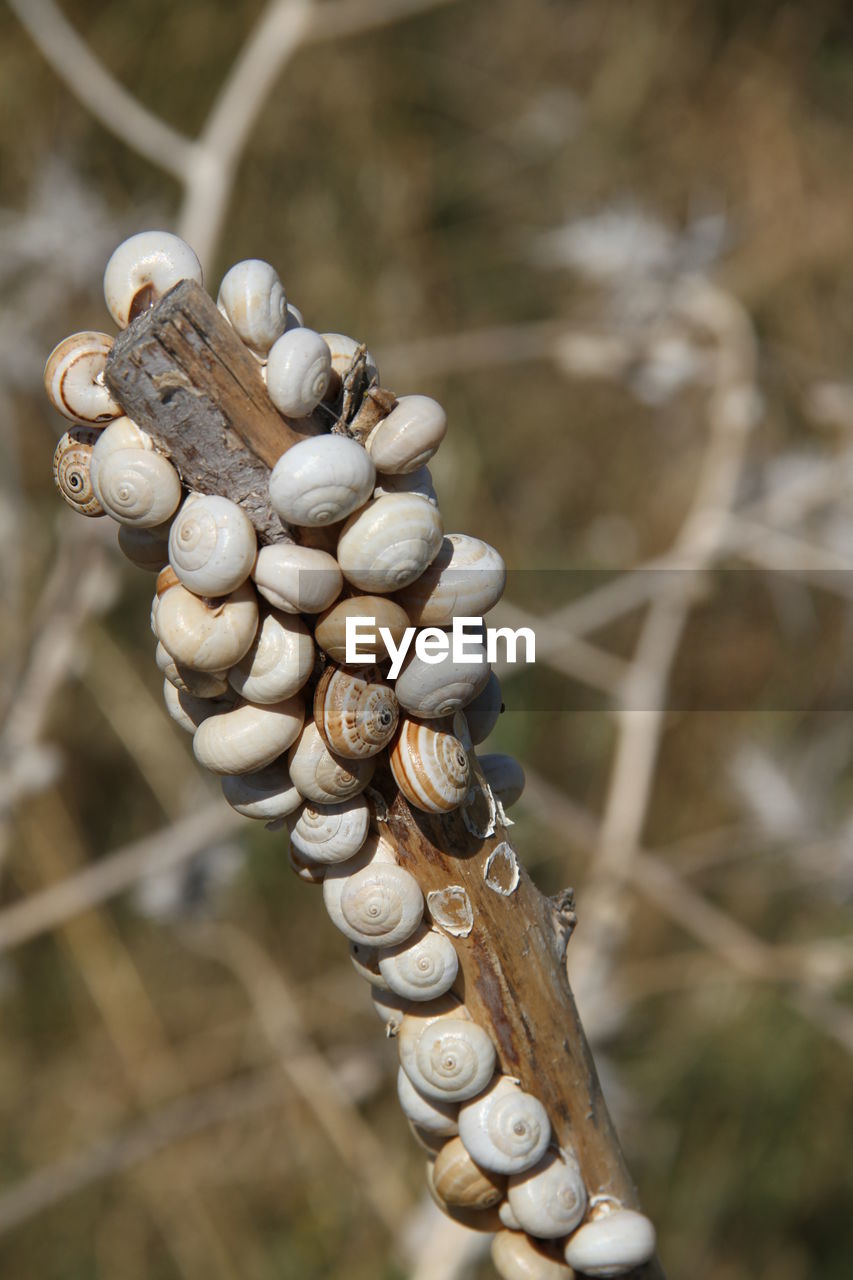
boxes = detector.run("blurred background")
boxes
[2,0,853,1276]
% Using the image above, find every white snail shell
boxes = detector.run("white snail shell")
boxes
[156,641,229,697]
[192,695,305,774]
[93,448,182,528]
[463,672,504,745]
[221,759,302,820]
[378,924,459,1002]
[432,1136,506,1209]
[373,464,438,506]
[269,435,375,527]
[155,577,258,671]
[266,328,332,418]
[228,609,313,704]
[162,679,230,735]
[168,494,257,596]
[336,494,443,593]
[323,850,423,948]
[104,231,203,328]
[314,595,410,665]
[371,987,410,1033]
[497,1202,521,1231]
[394,643,490,718]
[217,259,287,356]
[479,753,525,808]
[89,415,153,490]
[313,666,398,758]
[118,522,172,573]
[44,331,120,423]
[349,942,389,990]
[365,394,447,475]
[458,1076,551,1175]
[287,720,375,803]
[390,719,470,814]
[252,543,342,614]
[398,1004,495,1103]
[52,428,104,516]
[322,332,379,386]
[396,534,506,626]
[396,1066,458,1136]
[563,1208,656,1277]
[491,1231,575,1280]
[287,795,370,864]
[507,1150,587,1238]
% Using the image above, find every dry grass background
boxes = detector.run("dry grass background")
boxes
[2,1,853,1277]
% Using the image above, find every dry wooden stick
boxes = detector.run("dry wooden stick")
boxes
[105,281,665,1279]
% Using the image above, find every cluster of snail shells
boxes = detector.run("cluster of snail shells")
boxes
[46,232,656,1280]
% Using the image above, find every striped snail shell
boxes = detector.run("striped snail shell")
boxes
[432,1135,506,1210]
[314,595,410,665]
[463,672,504,745]
[118,522,172,573]
[156,641,229,698]
[287,720,375,804]
[217,259,287,356]
[228,609,314,704]
[479,753,525,808]
[373,464,438,506]
[349,942,390,990]
[93,448,182,528]
[323,846,423,948]
[364,394,447,475]
[104,231,203,328]
[155,577,258,672]
[396,534,506,626]
[287,795,370,864]
[396,1066,458,1136]
[252,543,342,614]
[52,427,104,516]
[168,494,257,596]
[394,643,490,718]
[378,923,459,1002]
[269,435,375,527]
[193,695,305,775]
[44,331,120,423]
[507,1150,587,1238]
[398,1003,496,1103]
[563,1208,656,1278]
[458,1076,551,1175]
[491,1231,575,1280]
[220,759,302,820]
[266,327,332,418]
[390,718,470,814]
[336,494,443,593]
[313,665,398,759]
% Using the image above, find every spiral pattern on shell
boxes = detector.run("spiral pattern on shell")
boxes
[268,434,374,528]
[217,259,287,355]
[336,493,443,593]
[390,719,470,813]
[458,1077,551,1175]
[94,449,182,528]
[287,796,370,864]
[44,331,120,424]
[52,428,104,516]
[402,1017,496,1103]
[266,327,332,418]
[396,533,506,626]
[169,494,257,596]
[507,1149,587,1238]
[379,924,459,1001]
[287,721,376,804]
[337,862,424,947]
[228,609,314,704]
[314,666,399,759]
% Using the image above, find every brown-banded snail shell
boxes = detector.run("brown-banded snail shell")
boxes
[44,331,120,424]
[313,665,398,759]
[287,721,375,804]
[336,494,443,593]
[458,1076,551,1175]
[52,427,104,516]
[390,718,470,814]
[104,231,203,328]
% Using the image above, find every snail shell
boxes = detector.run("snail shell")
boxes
[162,679,230,734]
[432,1135,506,1209]
[507,1150,587,1238]
[192,695,305,774]
[266,328,332,418]
[563,1208,656,1277]
[156,641,229,697]
[396,534,506,626]
[479,753,525,808]
[458,1076,550,1175]
[364,394,447,475]
[217,259,287,356]
[408,1122,446,1156]
[44,331,120,423]
[398,1004,495,1103]
[313,665,398,758]
[322,847,423,948]
[104,230,203,328]
[336,494,443,593]
[168,494,257,596]
[287,720,375,803]
[424,1161,504,1234]
[93,448,182,527]
[497,1202,521,1231]
[52,427,104,516]
[288,843,327,885]
[322,332,379,388]
[221,759,302,820]
[396,1066,458,1136]
[228,609,313,704]
[155,578,259,671]
[349,942,390,990]
[117,522,172,573]
[378,924,459,1002]
[269,435,375,527]
[314,595,410,665]
[394,643,490,718]
[373,464,438,506]
[463,672,504,745]
[90,415,152,476]
[287,795,370,864]
[491,1231,575,1280]
[390,719,470,814]
[372,986,411,1034]
[252,544,342,614]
